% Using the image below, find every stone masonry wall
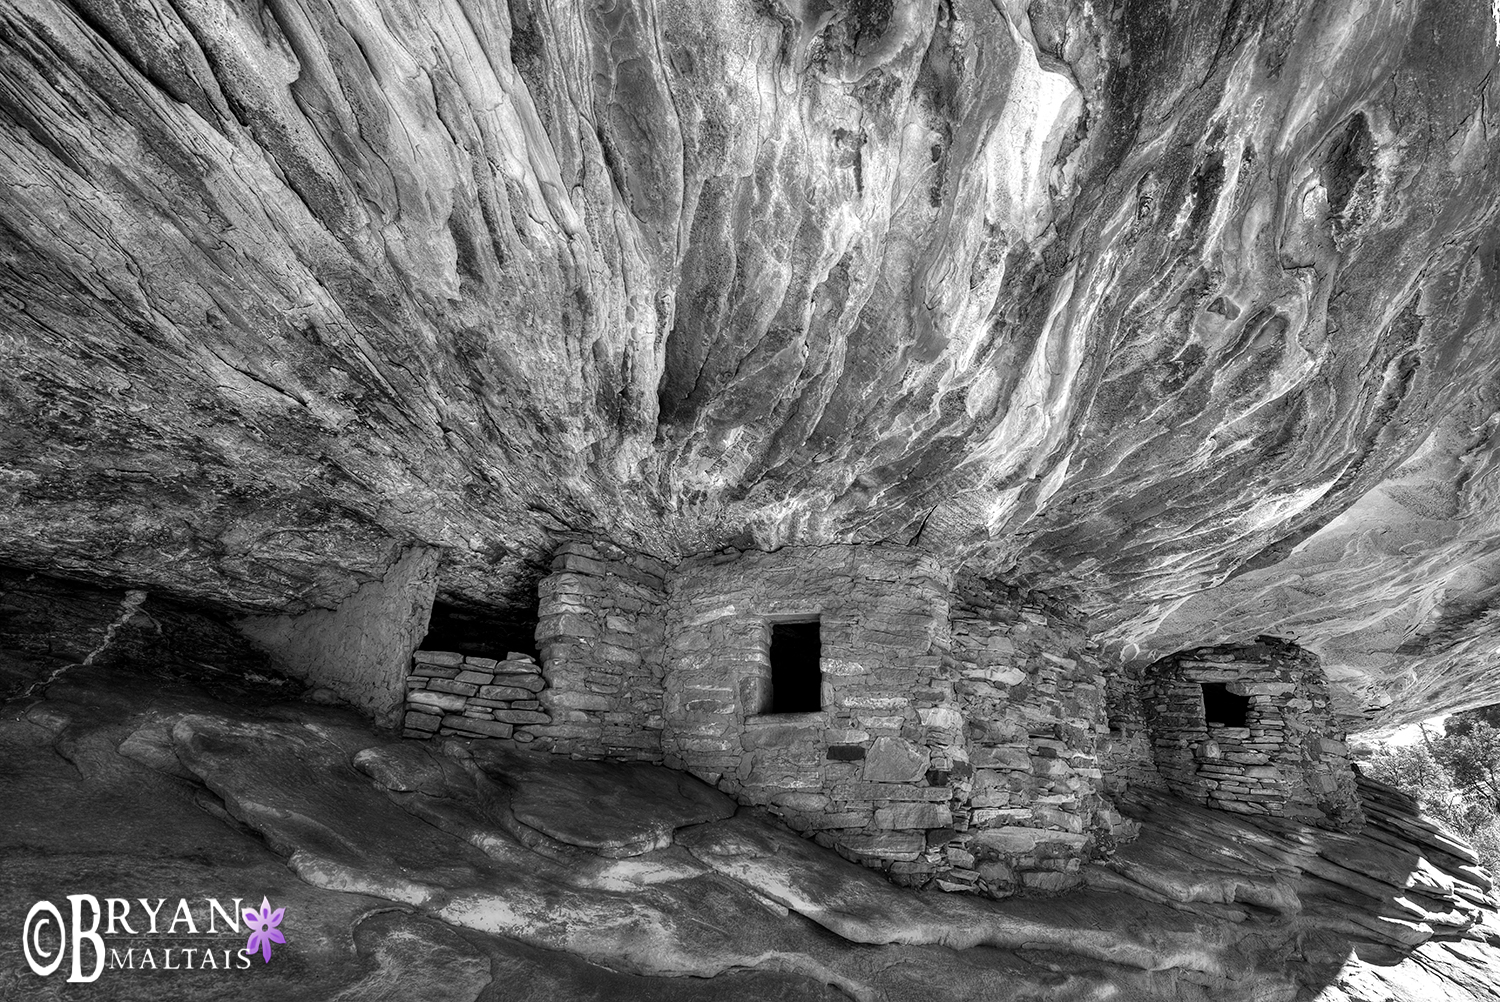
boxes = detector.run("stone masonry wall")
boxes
[530,540,671,760]
[946,577,1136,894]
[661,545,960,879]
[658,546,1131,896]
[402,649,548,740]
[1144,638,1363,830]
[396,537,1148,896]
[1099,661,1164,798]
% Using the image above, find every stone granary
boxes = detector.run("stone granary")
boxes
[1142,639,1365,830]
[399,539,1364,895]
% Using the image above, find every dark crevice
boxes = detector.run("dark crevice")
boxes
[1324,112,1374,222]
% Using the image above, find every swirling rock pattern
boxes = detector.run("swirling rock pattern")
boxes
[2,0,1499,725]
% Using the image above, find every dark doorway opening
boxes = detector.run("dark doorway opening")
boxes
[769,620,821,714]
[1202,682,1250,727]
[420,599,539,661]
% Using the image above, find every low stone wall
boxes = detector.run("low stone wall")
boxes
[1143,638,1363,830]
[402,649,549,741]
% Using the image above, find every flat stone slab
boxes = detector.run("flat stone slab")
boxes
[676,813,1227,972]
[472,745,736,857]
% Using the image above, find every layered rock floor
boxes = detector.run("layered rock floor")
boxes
[2,662,1498,1001]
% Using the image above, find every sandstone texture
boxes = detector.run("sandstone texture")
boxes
[2,657,1499,1001]
[3,0,1500,728]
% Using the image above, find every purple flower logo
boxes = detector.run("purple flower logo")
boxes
[243,897,285,963]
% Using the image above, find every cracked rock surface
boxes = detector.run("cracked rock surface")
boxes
[4,0,1500,727]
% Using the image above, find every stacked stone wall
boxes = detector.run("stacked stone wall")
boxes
[658,546,1129,895]
[530,540,670,760]
[396,537,1150,895]
[1099,661,1164,797]
[946,578,1135,893]
[402,649,548,740]
[1144,638,1363,829]
[660,544,957,867]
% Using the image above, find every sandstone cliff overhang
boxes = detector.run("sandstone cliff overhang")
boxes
[3,0,1500,730]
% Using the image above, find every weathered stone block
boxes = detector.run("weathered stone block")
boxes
[408,690,467,712]
[834,783,951,802]
[414,651,465,667]
[455,669,495,685]
[822,659,868,676]
[743,763,824,790]
[1227,680,1295,696]
[527,723,604,740]
[970,745,1032,771]
[836,832,924,861]
[1021,871,1080,892]
[1313,736,1349,757]
[493,709,551,724]
[403,711,441,732]
[839,694,910,711]
[537,613,597,639]
[741,719,824,748]
[478,684,539,701]
[861,737,929,783]
[965,665,1026,687]
[970,826,1087,854]
[441,715,513,738]
[917,706,963,732]
[874,803,953,830]
[1030,756,1071,778]
[426,679,480,697]
[794,811,873,830]
[543,690,614,711]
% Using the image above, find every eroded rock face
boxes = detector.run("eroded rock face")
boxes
[2,0,1500,725]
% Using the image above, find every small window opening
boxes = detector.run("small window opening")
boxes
[1202,682,1250,727]
[768,620,821,714]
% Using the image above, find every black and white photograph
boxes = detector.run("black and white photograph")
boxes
[2,0,1500,998]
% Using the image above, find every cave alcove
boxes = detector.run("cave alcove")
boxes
[420,598,540,661]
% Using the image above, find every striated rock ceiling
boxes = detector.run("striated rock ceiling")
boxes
[3,0,1500,728]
